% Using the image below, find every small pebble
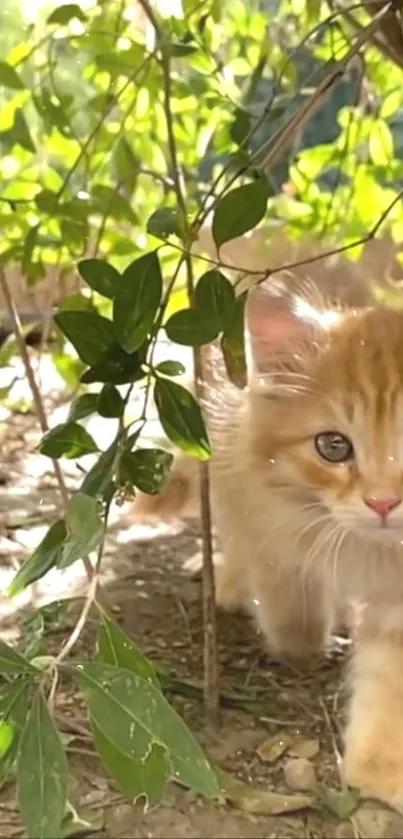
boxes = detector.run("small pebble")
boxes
[283,757,316,792]
[334,823,355,839]
[354,803,403,839]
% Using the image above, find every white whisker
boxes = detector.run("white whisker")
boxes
[297,512,333,541]
[329,528,346,592]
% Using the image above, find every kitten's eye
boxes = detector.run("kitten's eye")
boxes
[314,431,354,464]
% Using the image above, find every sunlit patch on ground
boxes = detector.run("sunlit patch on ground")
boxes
[1,343,399,839]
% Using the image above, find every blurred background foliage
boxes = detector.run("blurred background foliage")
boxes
[1,0,403,356]
[4,3,403,826]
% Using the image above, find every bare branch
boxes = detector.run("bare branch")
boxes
[138,0,220,725]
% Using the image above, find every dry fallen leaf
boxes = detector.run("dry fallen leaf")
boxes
[289,737,320,760]
[62,802,105,837]
[257,732,291,764]
[218,769,316,815]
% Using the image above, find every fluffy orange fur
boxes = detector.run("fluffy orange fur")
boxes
[132,234,403,811]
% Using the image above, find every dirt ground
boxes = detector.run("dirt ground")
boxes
[1,356,403,838]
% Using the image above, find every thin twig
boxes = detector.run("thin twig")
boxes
[329,0,403,67]
[260,185,403,279]
[0,266,98,584]
[139,0,219,725]
[253,0,400,176]
[168,179,403,279]
[0,267,114,626]
[54,574,98,667]
[192,0,371,230]
[55,505,110,668]
[57,49,157,198]
[319,697,345,788]
[163,65,219,728]
[182,245,219,725]
[48,506,111,709]
[0,269,68,503]
[190,0,400,240]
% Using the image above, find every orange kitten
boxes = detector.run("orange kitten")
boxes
[133,239,403,810]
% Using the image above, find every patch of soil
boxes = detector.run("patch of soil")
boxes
[0,408,402,839]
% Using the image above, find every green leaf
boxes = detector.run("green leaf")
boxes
[0,681,31,783]
[320,786,360,820]
[60,492,103,569]
[58,294,95,313]
[195,270,235,332]
[39,423,98,459]
[19,610,46,661]
[113,251,162,353]
[9,520,67,596]
[32,88,70,136]
[0,323,41,367]
[221,291,247,389]
[61,218,89,254]
[0,384,13,401]
[74,662,220,799]
[54,311,114,366]
[92,184,137,224]
[0,61,25,90]
[35,189,59,214]
[0,640,38,676]
[78,259,121,300]
[80,342,145,385]
[154,379,210,460]
[53,355,85,390]
[154,360,185,377]
[230,109,251,146]
[47,4,87,24]
[369,120,394,166]
[60,197,91,221]
[114,138,140,193]
[119,448,173,495]
[97,384,125,418]
[94,46,144,79]
[0,681,31,726]
[210,0,221,21]
[68,393,99,422]
[212,178,270,248]
[17,692,68,839]
[22,225,40,276]
[169,41,199,57]
[380,89,402,119]
[0,719,15,759]
[12,109,35,153]
[91,723,168,807]
[97,615,159,687]
[147,208,182,240]
[165,309,218,346]
[80,443,118,499]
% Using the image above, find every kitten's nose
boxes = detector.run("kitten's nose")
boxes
[364,495,401,519]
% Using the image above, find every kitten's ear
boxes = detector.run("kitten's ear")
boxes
[246,280,319,374]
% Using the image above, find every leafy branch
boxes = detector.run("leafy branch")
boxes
[2,0,403,833]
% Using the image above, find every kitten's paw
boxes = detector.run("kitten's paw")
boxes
[256,615,328,663]
[345,740,403,814]
[215,562,246,611]
[182,548,223,577]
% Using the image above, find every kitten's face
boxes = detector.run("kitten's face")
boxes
[252,306,403,544]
